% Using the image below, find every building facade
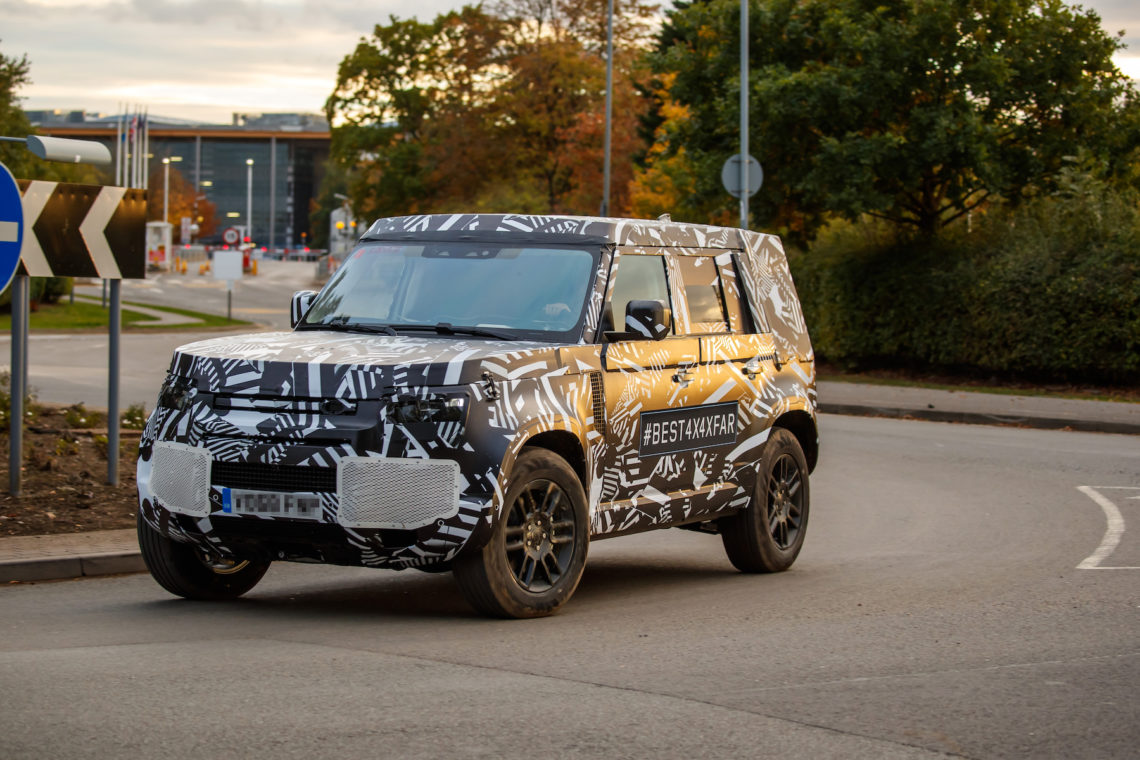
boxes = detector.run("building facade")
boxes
[34,113,330,249]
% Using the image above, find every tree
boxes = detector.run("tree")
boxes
[325,8,508,220]
[147,165,217,239]
[324,2,656,219]
[1,43,104,184]
[645,0,1140,240]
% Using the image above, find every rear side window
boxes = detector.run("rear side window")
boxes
[717,256,754,334]
[604,254,673,335]
[679,256,728,334]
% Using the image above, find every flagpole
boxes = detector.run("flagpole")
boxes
[114,104,121,185]
[143,107,149,190]
[135,107,141,189]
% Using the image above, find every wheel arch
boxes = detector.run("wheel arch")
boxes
[772,410,819,473]
[519,429,588,492]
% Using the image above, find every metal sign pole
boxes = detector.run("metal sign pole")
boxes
[601,0,615,217]
[8,275,27,496]
[108,279,120,485]
[740,0,750,230]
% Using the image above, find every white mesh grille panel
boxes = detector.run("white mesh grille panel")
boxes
[337,457,461,530]
[151,442,212,517]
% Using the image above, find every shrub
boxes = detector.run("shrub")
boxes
[791,187,1140,384]
[0,370,38,431]
[63,403,105,429]
[121,404,147,430]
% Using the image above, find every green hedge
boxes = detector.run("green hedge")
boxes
[0,277,73,312]
[790,191,1140,384]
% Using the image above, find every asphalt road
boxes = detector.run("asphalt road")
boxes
[74,258,323,331]
[2,415,1136,759]
[6,260,319,409]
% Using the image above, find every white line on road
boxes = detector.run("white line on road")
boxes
[1076,486,1139,570]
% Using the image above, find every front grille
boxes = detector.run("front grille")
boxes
[211,462,337,493]
[337,457,461,530]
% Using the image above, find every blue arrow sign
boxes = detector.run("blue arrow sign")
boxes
[0,161,23,295]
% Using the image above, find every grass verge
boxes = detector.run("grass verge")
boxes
[0,299,251,331]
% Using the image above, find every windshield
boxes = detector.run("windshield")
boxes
[301,242,599,341]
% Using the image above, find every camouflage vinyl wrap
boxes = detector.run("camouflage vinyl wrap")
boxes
[138,214,816,571]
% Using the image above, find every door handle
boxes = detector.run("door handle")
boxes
[671,368,692,388]
[742,357,762,380]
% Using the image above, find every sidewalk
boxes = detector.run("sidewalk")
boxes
[0,529,142,583]
[2,382,1136,585]
[817,380,1140,435]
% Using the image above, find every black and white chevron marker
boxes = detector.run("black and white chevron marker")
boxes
[16,180,146,279]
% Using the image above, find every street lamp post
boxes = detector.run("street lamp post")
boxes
[246,158,254,243]
[160,156,181,224]
[162,157,170,223]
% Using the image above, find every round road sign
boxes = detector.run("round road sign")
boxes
[0,162,24,295]
[721,154,763,199]
[222,226,240,245]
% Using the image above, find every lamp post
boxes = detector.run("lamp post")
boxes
[162,158,170,223]
[161,156,182,224]
[246,158,254,243]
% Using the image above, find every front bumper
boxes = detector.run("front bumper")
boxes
[137,447,494,570]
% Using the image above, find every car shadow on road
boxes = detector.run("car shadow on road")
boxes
[126,555,751,622]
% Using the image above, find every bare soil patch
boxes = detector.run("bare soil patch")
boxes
[0,405,140,537]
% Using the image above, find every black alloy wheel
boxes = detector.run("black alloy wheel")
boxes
[720,427,810,573]
[766,451,805,550]
[454,448,589,618]
[503,478,578,593]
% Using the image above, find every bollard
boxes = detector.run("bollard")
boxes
[251,260,258,276]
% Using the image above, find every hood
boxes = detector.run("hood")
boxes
[168,330,568,398]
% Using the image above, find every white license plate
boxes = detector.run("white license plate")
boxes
[221,488,323,520]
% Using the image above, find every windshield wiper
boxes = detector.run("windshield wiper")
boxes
[302,316,398,336]
[393,322,517,340]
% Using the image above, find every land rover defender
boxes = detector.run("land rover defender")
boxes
[137,214,818,617]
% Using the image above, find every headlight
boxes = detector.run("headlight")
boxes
[386,391,467,424]
[157,375,196,411]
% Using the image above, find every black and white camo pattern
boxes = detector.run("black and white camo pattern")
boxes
[138,214,816,571]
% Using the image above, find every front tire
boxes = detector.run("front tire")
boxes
[454,449,589,618]
[138,517,270,600]
[720,427,810,573]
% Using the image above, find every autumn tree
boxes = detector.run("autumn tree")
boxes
[147,165,217,238]
[324,1,657,218]
[644,0,1140,240]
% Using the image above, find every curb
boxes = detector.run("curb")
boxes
[819,402,1140,436]
[0,551,145,583]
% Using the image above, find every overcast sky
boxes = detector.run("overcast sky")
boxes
[5,0,1139,123]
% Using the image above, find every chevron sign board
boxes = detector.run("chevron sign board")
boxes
[16,180,146,279]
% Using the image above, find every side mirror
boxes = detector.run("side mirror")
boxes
[625,299,670,341]
[290,290,317,329]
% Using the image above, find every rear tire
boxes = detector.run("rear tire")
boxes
[721,427,810,573]
[454,449,589,618]
[138,517,269,600]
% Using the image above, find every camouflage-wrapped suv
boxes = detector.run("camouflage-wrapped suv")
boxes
[137,214,818,617]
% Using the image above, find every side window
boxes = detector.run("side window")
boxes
[679,256,728,334]
[604,254,673,336]
[716,256,754,334]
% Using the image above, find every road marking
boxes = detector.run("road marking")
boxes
[1076,486,1139,570]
